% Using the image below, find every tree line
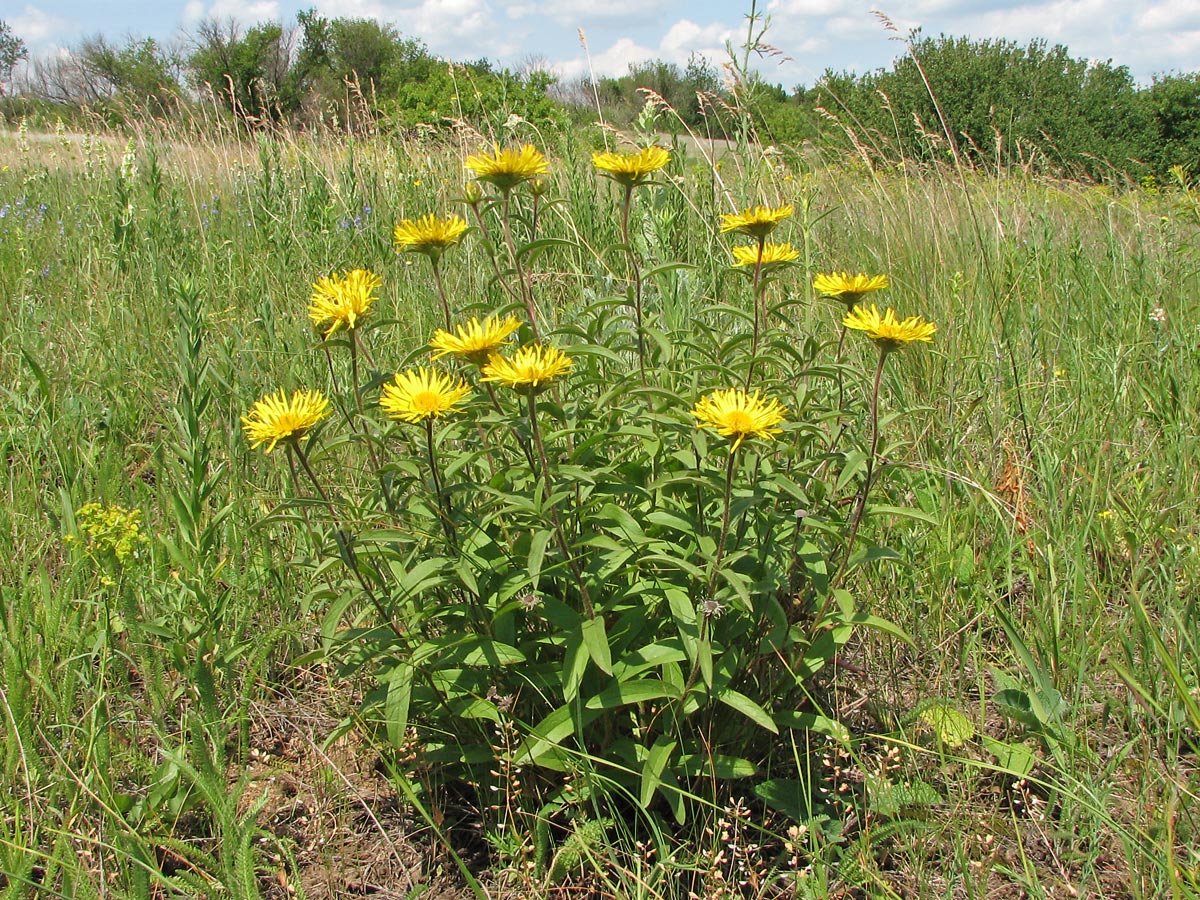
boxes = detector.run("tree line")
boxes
[2,15,1198,182]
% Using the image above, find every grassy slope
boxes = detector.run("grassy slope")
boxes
[1,125,1198,898]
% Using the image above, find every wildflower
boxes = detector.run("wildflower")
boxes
[813,272,889,308]
[592,146,671,187]
[692,388,787,451]
[1149,307,1166,324]
[241,389,330,453]
[393,213,469,260]
[308,269,382,338]
[465,144,549,192]
[68,502,147,565]
[731,242,800,270]
[379,367,471,424]
[843,304,936,352]
[1097,509,1116,520]
[719,204,793,239]
[430,314,522,366]
[481,344,573,394]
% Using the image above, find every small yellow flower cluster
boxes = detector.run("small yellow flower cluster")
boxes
[67,502,148,565]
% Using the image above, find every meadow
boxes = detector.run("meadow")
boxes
[1,114,1198,900]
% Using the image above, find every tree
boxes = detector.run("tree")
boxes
[0,19,28,95]
[188,18,299,123]
[818,33,1150,179]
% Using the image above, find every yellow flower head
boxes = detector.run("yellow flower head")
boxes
[592,146,671,187]
[843,304,937,352]
[393,213,469,259]
[480,344,573,394]
[465,144,550,192]
[692,388,787,451]
[719,204,794,239]
[308,269,382,338]
[379,367,471,424]
[430,314,522,366]
[731,242,801,270]
[813,271,889,308]
[241,389,330,453]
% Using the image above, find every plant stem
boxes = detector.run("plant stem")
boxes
[745,235,766,389]
[289,440,400,638]
[424,418,457,551]
[431,258,452,329]
[706,447,739,601]
[620,183,648,386]
[828,346,887,597]
[527,391,594,618]
[501,191,540,340]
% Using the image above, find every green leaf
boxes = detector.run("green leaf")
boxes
[715,688,778,733]
[866,505,940,527]
[584,679,679,709]
[528,529,553,589]
[516,236,578,261]
[562,629,589,703]
[754,778,809,822]
[980,735,1037,778]
[581,615,613,674]
[639,737,677,808]
[917,703,975,747]
[775,710,851,742]
[383,664,413,748]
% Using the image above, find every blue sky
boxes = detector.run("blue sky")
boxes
[7,0,1199,87]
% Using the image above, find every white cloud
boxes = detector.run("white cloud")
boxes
[552,15,740,81]
[540,0,674,27]
[9,4,72,46]
[1135,0,1200,31]
[184,0,282,24]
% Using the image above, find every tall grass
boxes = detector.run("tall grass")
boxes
[1,120,1198,898]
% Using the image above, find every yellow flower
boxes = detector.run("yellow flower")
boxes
[592,146,671,187]
[719,204,793,238]
[843,304,937,352]
[430,314,522,366]
[379,367,471,424]
[308,269,382,338]
[731,242,800,269]
[465,144,549,192]
[393,213,469,259]
[481,344,573,394]
[813,271,889,308]
[241,389,330,453]
[692,388,787,451]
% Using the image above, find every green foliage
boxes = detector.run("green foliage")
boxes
[819,32,1154,178]
[0,18,27,88]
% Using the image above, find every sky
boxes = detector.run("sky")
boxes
[6,0,1200,88]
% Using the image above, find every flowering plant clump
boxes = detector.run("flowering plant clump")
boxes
[240,153,940,861]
